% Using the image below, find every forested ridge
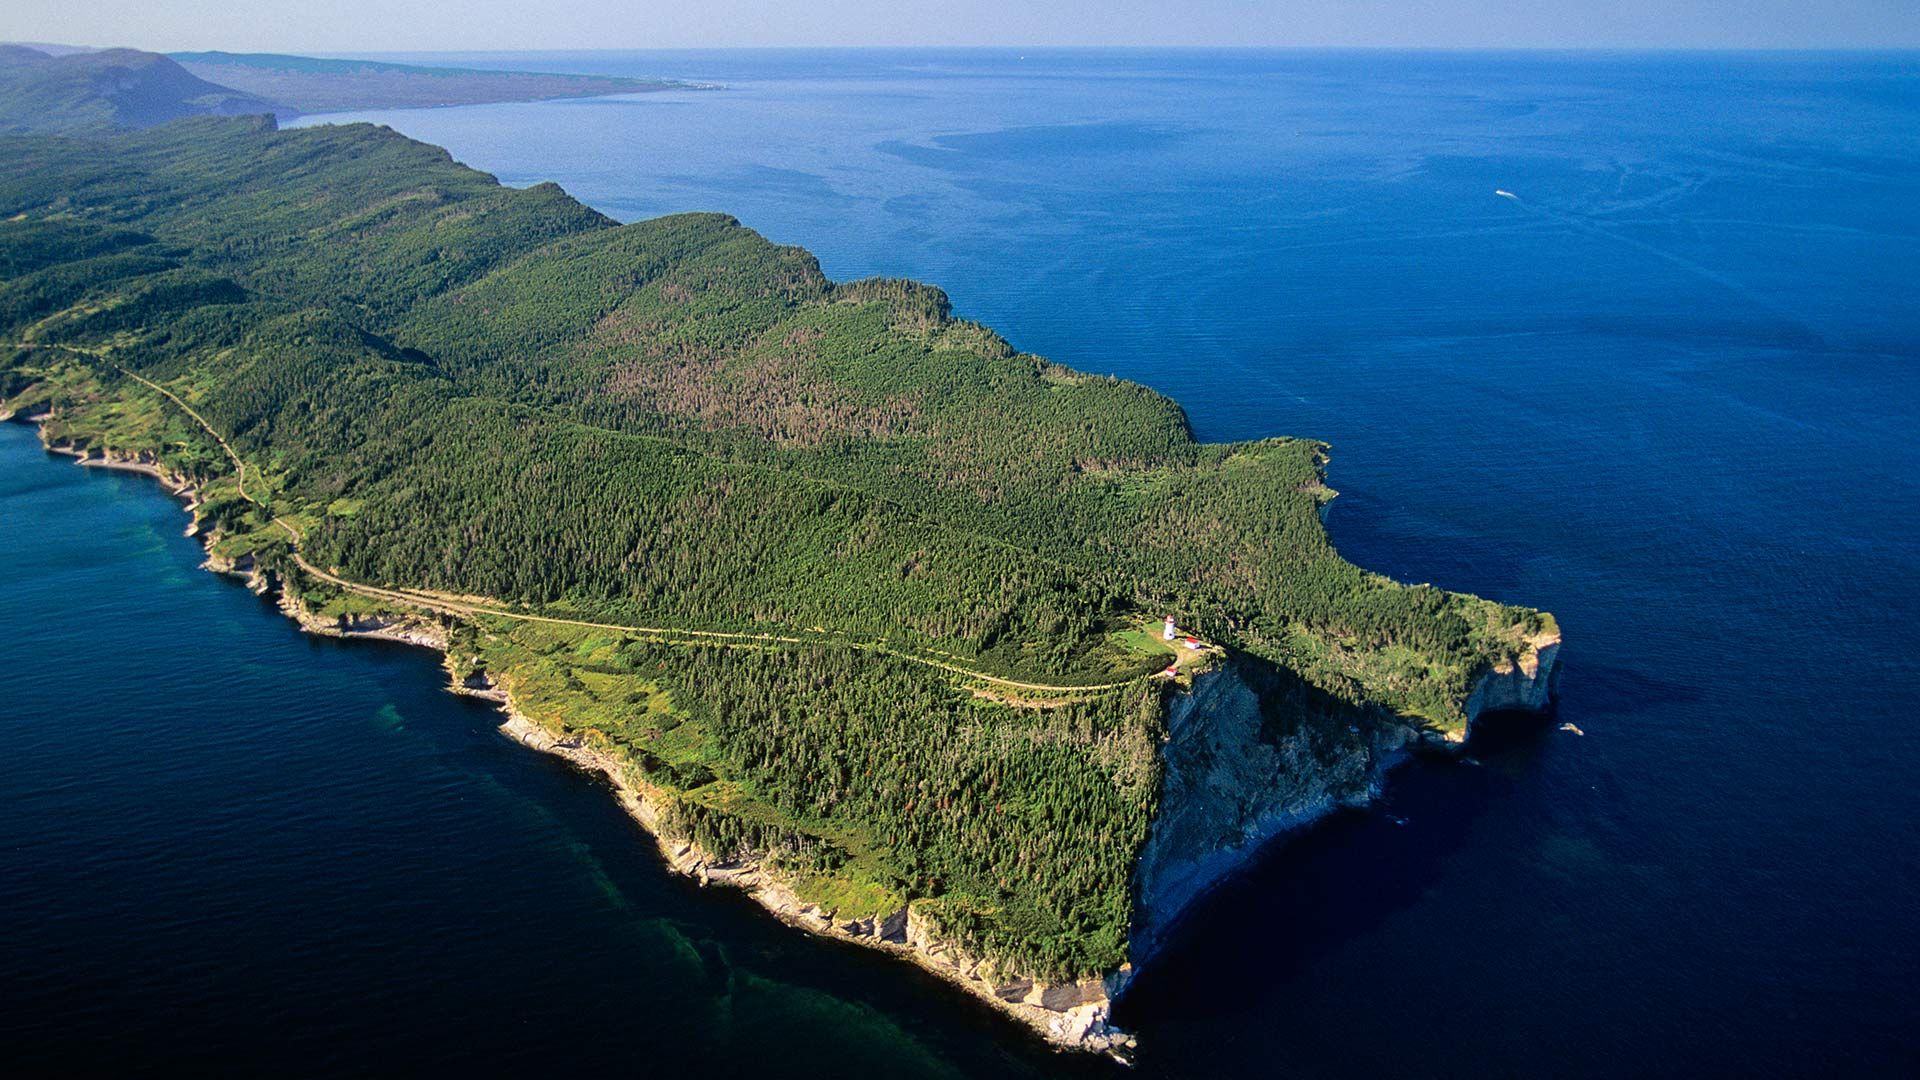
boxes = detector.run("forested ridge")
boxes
[0,113,1553,979]
[0,46,281,133]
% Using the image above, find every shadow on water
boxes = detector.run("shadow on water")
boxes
[1113,716,1555,1036]
[1459,706,1560,755]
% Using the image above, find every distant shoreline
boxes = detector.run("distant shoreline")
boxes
[170,50,711,116]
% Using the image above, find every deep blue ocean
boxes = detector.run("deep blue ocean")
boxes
[5,49,1917,1076]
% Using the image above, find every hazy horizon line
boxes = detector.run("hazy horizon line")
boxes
[18,41,1920,55]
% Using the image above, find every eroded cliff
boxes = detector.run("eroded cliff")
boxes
[1130,641,1560,968]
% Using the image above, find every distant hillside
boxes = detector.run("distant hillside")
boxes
[7,41,101,58]
[171,51,684,113]
[0,47,282,133]
[0,44,686,133]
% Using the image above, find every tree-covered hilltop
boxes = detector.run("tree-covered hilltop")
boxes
[0,46,283,133]
[0,115,1553,980]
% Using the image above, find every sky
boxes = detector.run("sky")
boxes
[3,0,1916,53]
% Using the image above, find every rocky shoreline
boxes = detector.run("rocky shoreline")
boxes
[274,584,1138,1056]
[466,681,1133,1055]
[17,418,1138,1059]
[16,414,1559,1060]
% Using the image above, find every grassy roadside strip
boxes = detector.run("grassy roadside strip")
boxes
[57,347,1141,697]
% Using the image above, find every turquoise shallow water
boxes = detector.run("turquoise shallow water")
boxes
[5,49,1916,1077]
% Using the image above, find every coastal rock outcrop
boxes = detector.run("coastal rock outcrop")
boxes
[1461,632,1562,730]
[903,902,1130,1031]
[1131,657,1400,965]
[481,673,1139,1057]
[1129,640,1560,967]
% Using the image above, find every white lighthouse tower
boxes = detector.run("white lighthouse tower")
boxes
[1163,615,1177,641]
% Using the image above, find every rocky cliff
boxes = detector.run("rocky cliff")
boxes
[1129,640,1560,968]
[1462,631,1562,726]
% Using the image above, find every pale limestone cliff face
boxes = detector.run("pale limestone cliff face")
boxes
[903,902,1134,1052]
[1129,641,1560,967]
[1462,633,1562,733]
[1130,657,1418,965]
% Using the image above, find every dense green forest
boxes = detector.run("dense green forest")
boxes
[0,104,1552,980]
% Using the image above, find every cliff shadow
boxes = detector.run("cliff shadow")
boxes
[1462,704,1558,754]
[1114,749,1509,1033]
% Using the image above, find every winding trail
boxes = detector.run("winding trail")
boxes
[17,344,1139,695]
[114,364,265,504]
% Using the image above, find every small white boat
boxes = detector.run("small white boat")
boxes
[1495,189,1518,200]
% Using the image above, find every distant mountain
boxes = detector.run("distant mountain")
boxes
[7,41,102,58]
[0,46,283,133]
[0,44,689,133]
[170,51,684,113]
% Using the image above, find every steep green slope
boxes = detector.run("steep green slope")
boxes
[0,115,1551,981]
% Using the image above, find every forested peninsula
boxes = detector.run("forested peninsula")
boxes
[0,60,1559,1054]
[0,44,685,132]
[169,51,690,114]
